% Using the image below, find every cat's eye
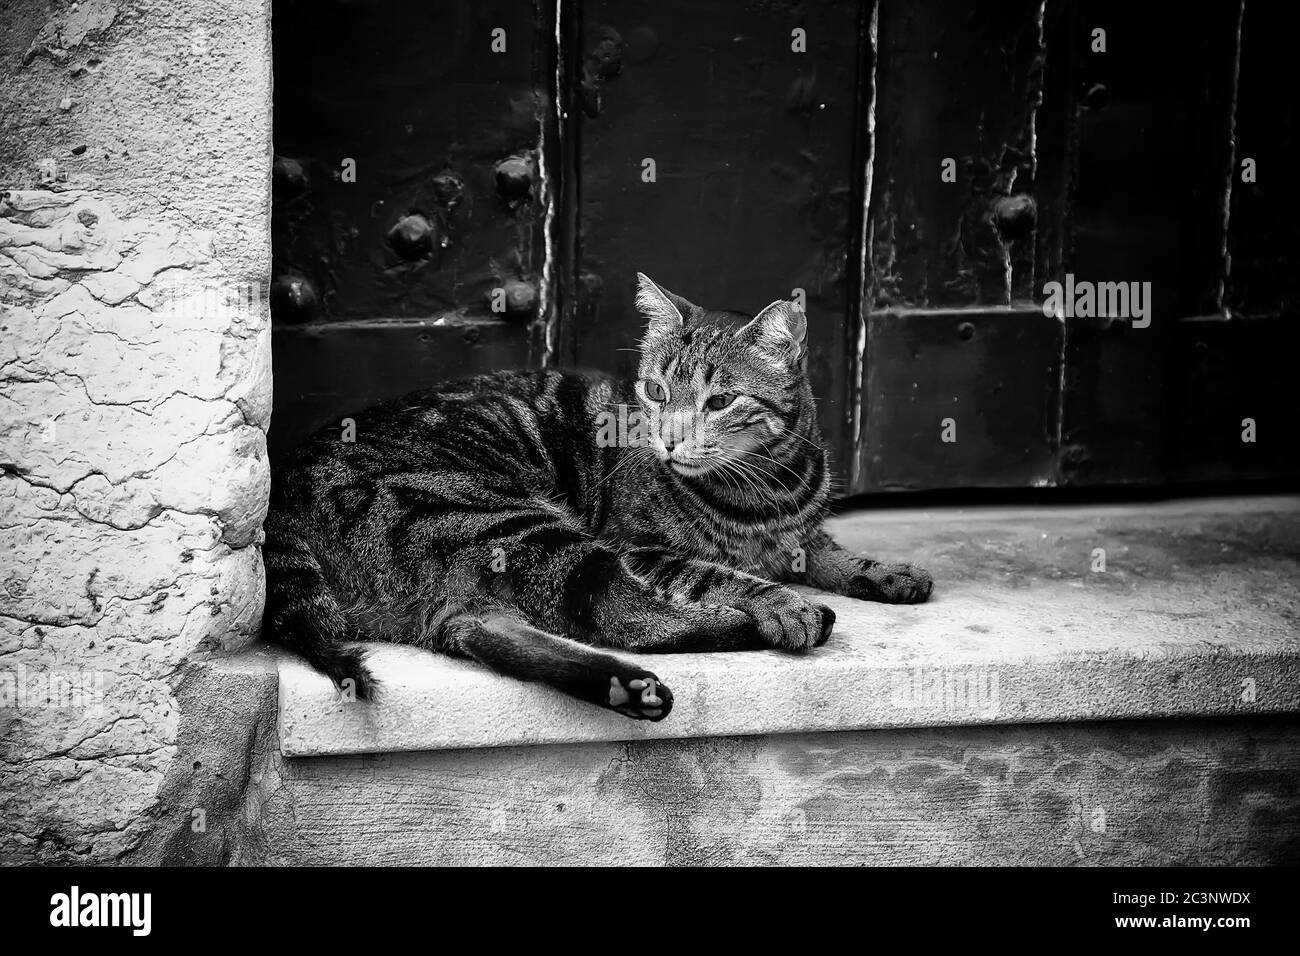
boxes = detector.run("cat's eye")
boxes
[643,380,668,402]
[705,393,736,411]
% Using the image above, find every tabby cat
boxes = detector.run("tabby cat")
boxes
[263,274,933,720]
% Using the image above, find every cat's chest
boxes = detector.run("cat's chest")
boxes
[677,523,801,578]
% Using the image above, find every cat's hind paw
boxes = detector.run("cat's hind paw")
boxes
[608,673,674,721]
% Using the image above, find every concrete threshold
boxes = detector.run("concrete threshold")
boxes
[276,495,1300,756]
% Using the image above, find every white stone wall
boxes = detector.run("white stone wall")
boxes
[0,0,271,863]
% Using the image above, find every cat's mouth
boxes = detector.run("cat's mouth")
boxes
[668,459,713,477]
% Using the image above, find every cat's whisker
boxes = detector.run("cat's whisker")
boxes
[596,445,656,489]
[773,425,822,453]
[716,451,801,526]
[600,446,651,482]
[706,456,744,499]
[723,449,795,496]
[728,446,806,485]
[711,456,760,503]
[715,454,781,512]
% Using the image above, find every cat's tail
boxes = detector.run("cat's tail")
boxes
[262,517,379,700]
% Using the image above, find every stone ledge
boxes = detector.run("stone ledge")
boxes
[276,495,1300,756]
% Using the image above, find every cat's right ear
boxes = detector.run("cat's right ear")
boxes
[635,273,685,342]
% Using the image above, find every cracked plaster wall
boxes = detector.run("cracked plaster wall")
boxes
[0,0,272,862]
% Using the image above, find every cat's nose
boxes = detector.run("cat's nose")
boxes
[663,436,678,452]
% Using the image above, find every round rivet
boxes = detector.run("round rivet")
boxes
[495,155,535,198]
[992,194,1036,240]
[501,278,537,317]
[957,321,976,341]
[386,213,436,260]
[1084,83,1109,110]
[272,156,308,199]
[590,28,624,79]
[270,274,319,323]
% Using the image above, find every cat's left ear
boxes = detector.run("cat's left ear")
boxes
[737,299,807,362]
[635,273,686,343]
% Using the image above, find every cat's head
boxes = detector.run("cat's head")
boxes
[633,272,813,478]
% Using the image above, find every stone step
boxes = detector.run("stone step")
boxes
[275,494,1300,756]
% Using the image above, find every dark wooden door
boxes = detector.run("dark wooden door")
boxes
[271,0,1299,493]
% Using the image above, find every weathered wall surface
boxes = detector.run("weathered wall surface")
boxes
[266,716,1300,866]
[0,0,271,863]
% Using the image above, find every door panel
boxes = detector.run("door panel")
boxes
[863,307,1062,489]
[273,0,549,321]
[865,0,1046,309]
[1226,3,1300,320]
[1054,0,1239,486]
[270,318,533,462]
[859,0,1298,492]
[270,0,551,458]
[565,0,869,480]
[1179,1,1300,484]
[858,0,1052,491]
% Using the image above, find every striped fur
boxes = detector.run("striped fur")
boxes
[264,276,932,720]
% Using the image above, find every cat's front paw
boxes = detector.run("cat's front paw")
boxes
[745,588,836,652]
[846,561,933,604]
[607,672,674,721]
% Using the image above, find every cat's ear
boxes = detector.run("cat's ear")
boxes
[635,273,686,341]
[737,299,807,362]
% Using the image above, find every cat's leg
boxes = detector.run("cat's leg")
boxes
[621,548,835,652]
[441,610,674,721]
[796,529,934,604]
[264,514,379,698]
[488,524,766,652]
